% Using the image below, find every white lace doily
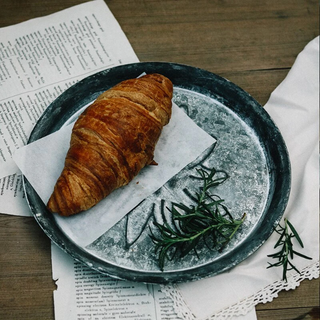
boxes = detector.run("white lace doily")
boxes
[161,261,319,320]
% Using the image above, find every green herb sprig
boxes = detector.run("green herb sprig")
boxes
[149,167,246,271]
[267,218,312,282]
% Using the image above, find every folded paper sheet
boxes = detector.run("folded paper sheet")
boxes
[13,102,216,247]
[163,36,319,320]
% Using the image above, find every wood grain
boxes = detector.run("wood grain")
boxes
[0,0,319,319]
[0,216,55,320]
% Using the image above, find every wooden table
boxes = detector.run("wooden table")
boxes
[0,1,319,319]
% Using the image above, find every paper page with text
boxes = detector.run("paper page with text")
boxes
[52,244,181,320]
[0,0,138,215]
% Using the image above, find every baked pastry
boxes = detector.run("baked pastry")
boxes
[47,73,173,216]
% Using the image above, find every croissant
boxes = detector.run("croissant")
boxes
[47,73,173,216]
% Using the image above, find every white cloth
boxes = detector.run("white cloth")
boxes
[164,36,319,319]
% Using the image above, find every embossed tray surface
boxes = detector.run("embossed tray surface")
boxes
[24,62,291,284]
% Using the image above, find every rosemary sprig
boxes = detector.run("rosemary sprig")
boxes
[267,218,312,282]
[149,166,246,271]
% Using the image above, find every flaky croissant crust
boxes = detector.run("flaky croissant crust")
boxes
[47,73,173,216]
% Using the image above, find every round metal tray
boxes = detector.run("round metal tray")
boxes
[24,62,291,284]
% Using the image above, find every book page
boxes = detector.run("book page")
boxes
[0,0,138,215]
[52,244,182,320]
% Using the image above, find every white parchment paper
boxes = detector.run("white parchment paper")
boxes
[13,102,216,247]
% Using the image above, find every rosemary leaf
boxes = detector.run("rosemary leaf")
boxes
[274,228,286,248]
[286,219,304,248]
[150,166,246,271]
[292,250,313,260]
[267,218,312,281]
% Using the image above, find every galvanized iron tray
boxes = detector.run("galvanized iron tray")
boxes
[24,62,291,284]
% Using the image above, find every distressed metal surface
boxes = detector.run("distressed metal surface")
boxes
[24,62,291,283]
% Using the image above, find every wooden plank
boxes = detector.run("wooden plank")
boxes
[1,0,317,74]
[219,69,290,105]
[257,306,319,320]
[0,216,54,320]
[0,0,89,27]
[256,277,320,310]
[108,0,318,73]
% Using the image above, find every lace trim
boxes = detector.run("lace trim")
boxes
[161,261,319,320]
